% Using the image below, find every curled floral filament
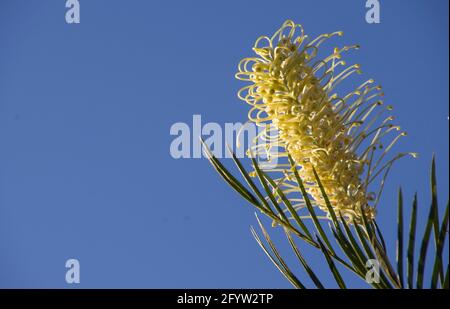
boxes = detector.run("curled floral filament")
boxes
[236,20,416,222]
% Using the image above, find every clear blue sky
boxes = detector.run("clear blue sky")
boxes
[0,0,448,288]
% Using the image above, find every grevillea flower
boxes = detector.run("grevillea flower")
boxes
[236,20,416,222]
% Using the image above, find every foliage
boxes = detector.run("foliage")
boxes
[204,143,449,289]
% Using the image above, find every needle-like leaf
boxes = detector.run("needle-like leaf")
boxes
[373,221,387,253]
[353,222,392,289]
[250,156,288,222]
[407,193,418,289]
[360,205,401,288]
[262,172,313,241]
[203,140,260,207]
[444,264,449,289]
[227,145,271,212]
[285,230,324,289]
[316,235,346,289]
[286,156,333,254]
[430,156,440,244]
[431,201,449,288]
[253,215,306,289]
[417,189,438,288]
[397,188,404,287]
[339,213,368,275]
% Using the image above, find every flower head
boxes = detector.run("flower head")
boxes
[236,20,415,222]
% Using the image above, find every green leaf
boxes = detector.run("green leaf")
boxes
[203,140,261,207]
[252,215,306,289]
[329,226,365,278]
[430,156,440,244]
[286,156,333,254]
[397,188,404,288]
[285,230,324,289]
[407,193,418,289]
[206,142,312,244]
[227,146,272,212]
[309,165,340,227]
[417,185,438,288]
[444,264,449,289]
[431,201,449,288]
[308,164,365,277]
[262,172,313,241]
[249,156,288,222]
[359,204,375,241]
[373,221,387,253]
[360,205,401,288]
[429,156,444,285]
[339,213,368,274]
[353,222,392,289]
[316,235,346,289]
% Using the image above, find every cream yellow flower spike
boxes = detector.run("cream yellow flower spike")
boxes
[236,20,415,223]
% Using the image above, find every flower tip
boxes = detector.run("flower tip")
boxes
[284,19,295,26]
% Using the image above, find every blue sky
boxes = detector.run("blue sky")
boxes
[0,0,448,288]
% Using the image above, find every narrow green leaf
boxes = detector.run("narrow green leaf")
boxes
[205,142,313,245]
[373,221,387,253]
[285,159,333,254]
[444,264,449,289]
[359,204,375,241]
[310,164,361,264]
[308,164,369,276]
[329,226,365,278]
[429,156,444,285]
[353,222,392,289]
[253,215,306,289]
[416,189,438,288]
[309,165,340,227]
[430,156,440,244]
[329,226,371,284]
[280,158,328,253]
[397,188,404,288]
[251,227,305,289]
[203,141,260,207]
[407,193,418,289]
[360,205,401,288]
[262,172,313,241]
[309,165,371,277]
[316,235,346,289]
[285,230,325,289]
[250,156,288,222]
[431,201,449,288]
[339,213,368,273]
[248,159,319,246]
[227,146,272,212]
